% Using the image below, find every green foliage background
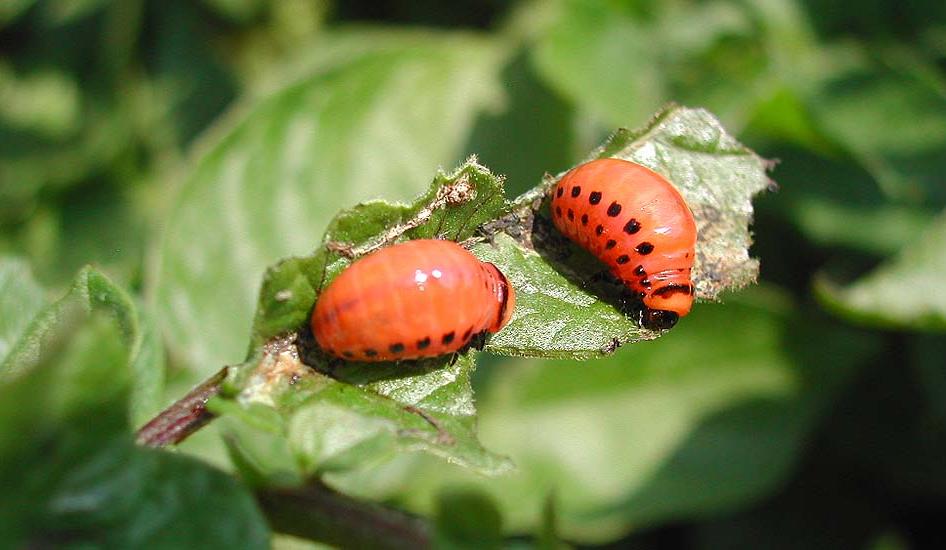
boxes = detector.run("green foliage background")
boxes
[2,0,946,547]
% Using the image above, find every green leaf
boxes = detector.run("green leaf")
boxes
[816,210,946,331]
[0,312,269,548]
[326,289,879,542]
[755,147,936,256]
[0,266,164,426]
[531,0,665,126]
[809,53,946,205]
[0,257,47,364]
[1,266,137,380]
[0,0,36,25]
[531,0,765,128]
[434,489,503,549]
[154,31,505,378]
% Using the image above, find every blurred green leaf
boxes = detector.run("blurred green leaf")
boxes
[327,289,878,542]
[754,147,936,256]
[531,0,767,128]
[0,257,47,364]
[816,210,946,331]
[0,266,164,424]
[43,0,110,25]
[155,31,505,378]
[434,489,503,549]
[0,309,268,548]
[810,54,946,205]
[0,0,35,25]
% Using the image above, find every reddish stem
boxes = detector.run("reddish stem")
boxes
[135,366,228,447]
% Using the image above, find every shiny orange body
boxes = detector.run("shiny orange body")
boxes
[312,239,515,362]
[550,159,697,328]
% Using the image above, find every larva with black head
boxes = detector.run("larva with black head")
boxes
[550,158,697,329]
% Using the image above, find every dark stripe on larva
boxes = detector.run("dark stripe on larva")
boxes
[652,284,693,298]
[636,242,654,255]
[493,263,512,332]
[589,191,602,205]
[571,186,581,198]
[607,202,622,217]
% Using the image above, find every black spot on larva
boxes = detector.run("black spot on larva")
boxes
[589,191,602,205]
[581,214,589,226]
[364,348,378,357]
[417,337,431,349]
[607,202,622,217]
[342,351,354,358]
[623,219,641,234]
[462,326,474,341]
[595,224,604,236]
[636,242,654,255]
[605,239,617,249]
[389,342,405,353]
[641,279,652,288]
[556,187,564,197]
[567,209,574,221]
[634,265,646,277]
[442,332,455,344]
[555,206,562,217]
[571,186,581,198]
[652,284,693,298]
[616,254,630,264]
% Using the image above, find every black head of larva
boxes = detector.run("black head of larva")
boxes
[640,309,679,330]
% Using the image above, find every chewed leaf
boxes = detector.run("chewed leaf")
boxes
[485,104,772,357]
[475,234,647,359]
[225,159,512,476]
[591,104,773,299]
[216,334,512,477]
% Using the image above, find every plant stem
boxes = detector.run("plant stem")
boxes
[257,482,432,550]
[135,366,228,447]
